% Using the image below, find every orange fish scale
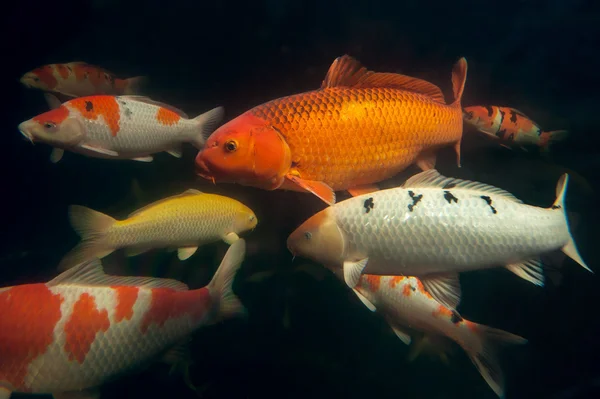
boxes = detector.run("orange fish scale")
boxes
[251,87,462,190]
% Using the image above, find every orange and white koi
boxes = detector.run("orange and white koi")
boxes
[353,274,526,398]
[20,62,146,100]
[0,239,246,399]
[463,106,568,151]
[18,95,224,163]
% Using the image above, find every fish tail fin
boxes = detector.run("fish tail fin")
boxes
[541,130,569,152]
[552,174,593,272]
[207,239,247,321]
[466,324,527,398]
[122,76,148,95]
[58,205,116,271]
[450,57,468,107]
[189,106,225,149]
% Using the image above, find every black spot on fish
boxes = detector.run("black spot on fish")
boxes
[410,284,416,292]
[485,106,493,117]
[291,161,299,168]
[451,311,463,324]
[408,191,423,212]
[85,101,93,112]
[552,204,562,210]
[480,195,497,214]
[499,109,506,125]
[364,197,374,214]
[443,191,459,204]
[443,182,456,189]
[510,110,518,123]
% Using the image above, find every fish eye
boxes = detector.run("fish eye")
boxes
[304,232,312,240]
[224,140,238,152]
[249,215,255,222]
[33,77,40,82]
[43,122,56,129]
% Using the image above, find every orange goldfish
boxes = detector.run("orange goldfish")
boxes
[20,62,146,106]
[463,106,568,152]
[195,55,468,205]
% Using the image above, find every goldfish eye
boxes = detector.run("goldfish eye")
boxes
[43,122,56,129]
[224,140,238,152]
[304,232,312,240]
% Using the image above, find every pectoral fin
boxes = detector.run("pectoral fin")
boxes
[177,246,198,261]
[343,258,369,288]
[79,143,119,157]
[420,273,462,311]
[352,288,376,311]
[347,184,379,197]
[285,174,336,205]
[223,232,240,245]
[50,148,64,163]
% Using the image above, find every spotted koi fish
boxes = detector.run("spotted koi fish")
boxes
[20,62,146,100]
[353,274,526,397]
[18,95,224,163]
[58,189,257,271]
[463,106,568,152]
[287,169,591,295]
[0,239,247,399]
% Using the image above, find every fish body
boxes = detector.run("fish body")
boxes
[20,62,145,98]
[59,190,257,271]
[0,240,246,399]
[354,274,526,397]
[196,55,468,205]
[18,95,224,163]
[287,169,590,289]
[463,106,568,151]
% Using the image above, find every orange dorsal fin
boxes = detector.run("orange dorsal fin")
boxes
[321,55,445,103]
[451,57,468,106]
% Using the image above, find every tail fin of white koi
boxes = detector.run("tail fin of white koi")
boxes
[207,239,247,321]
[553,174,592,272]
[123,76,148,95]
[57,205,116,271]
[190,106,225,149]
[467,324,527,398]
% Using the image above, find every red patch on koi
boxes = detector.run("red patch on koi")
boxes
[432,304,453,319]
[0,284,64,391]
[156,107,181,126]
[68,96,120,136]
[33,105,70,126]
[415,279,433,299]
[64,293,110,364]
[33,66,58,89]
[56,64,70,80]
[140,288,211,334]
[112,286,139,323]
[389,276,405,288]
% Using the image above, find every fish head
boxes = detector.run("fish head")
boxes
[18,106,85,147]
[20,65,58,91]
[287,208,345,267]
[234,204,259,233]
[195,113,292,190]
[462,106,488,127]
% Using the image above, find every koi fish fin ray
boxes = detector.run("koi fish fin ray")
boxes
[44,93,64,109]
[166,148,182,158]
[351,288,376,311]
[178,246,198,261]
[223,232,240,245]
[347,184,379,197]
[79,143,119,157]
[466,324,527,398]
[132,156,153,162]
[285,174,336,205]
[207,239,247,321]
[53,387,100,399]
[451,57,468,107]
[553,174,592,272]
[343,258,369,288]
[415,151,437,171]
[402,169,523,203]
[50,148,64,163]
[389,322,412,345]
[505,259,545,286]
[162,340,198,393]
[191,106,225,149]
[421,273,462,311]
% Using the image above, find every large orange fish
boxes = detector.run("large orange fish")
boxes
[195,55,467,205]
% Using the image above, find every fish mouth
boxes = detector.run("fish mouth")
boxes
[19,129,34,144]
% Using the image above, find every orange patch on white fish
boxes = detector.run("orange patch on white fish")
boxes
[363,275,382,291]
[156,107,181,126]
[112,286,139,323]
[34,66,58,89]
[33,105,70,126]
[56,64,70,80]
[389,276,405,288]
[69,96,121,136]
[140,288,211,334]
[432,304,453,319]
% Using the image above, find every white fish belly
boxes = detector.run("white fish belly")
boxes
[335,188,569,275]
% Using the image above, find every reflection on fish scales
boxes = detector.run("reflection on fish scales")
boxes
[0,239,247,399]
[18,95,224,163]
[287,169,591,295]
[196,55,468,205]
[58,190,257,271]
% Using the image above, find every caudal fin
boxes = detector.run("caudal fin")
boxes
[467,324,527,398]
[552,174,592,272]
[190,106,225,149]
[451,57,468,107]
[122,76,148,95]
[207,239,247,321]
[57,205,116,271]
[541,130,569,153]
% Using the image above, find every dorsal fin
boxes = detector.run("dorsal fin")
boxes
[402,170,523,203]
[128,189,203,217]
[321,55,446,103]
[48,258,189,290]
[117,96,189,118]
[508,107,532,120]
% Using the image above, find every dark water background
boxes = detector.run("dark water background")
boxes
[2,0,600,398]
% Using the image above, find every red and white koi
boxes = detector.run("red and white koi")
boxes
[0,239,247,399]
[463,106,568,151]
[18,95,224,163]
[354,274,526,398]
[20,62,145,100]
